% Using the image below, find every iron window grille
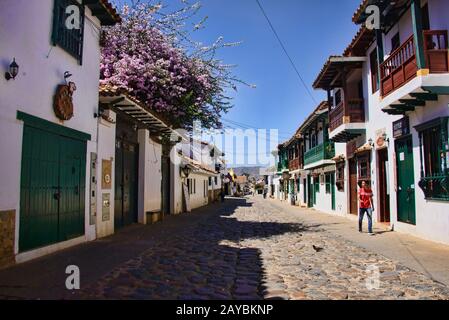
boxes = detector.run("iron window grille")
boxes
[416,117,449,201]
[52,0,85,64]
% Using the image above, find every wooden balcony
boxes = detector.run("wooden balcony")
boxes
[380,30,449,97]
[329,101,344,132]
[329,99,365,133]
[289,158,302,171]
[424,30,449,73]
[304,142,335,167]
[277,159,289,173]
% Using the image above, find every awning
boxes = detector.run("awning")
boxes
[99,85,180,138]
[382,86,449,115]
[180,154,217,176]
[84,0,121,26]
[313,56,367,90]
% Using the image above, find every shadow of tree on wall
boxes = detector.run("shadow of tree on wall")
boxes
[76,198,323,300]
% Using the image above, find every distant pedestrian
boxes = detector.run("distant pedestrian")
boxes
[358,180,374,235]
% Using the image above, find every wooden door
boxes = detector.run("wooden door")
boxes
[115,139,138,228]
[349,158,358,215]
[20,126,85,252]
[396,137,416,225]
[331,172,336,211]
[378,149,391,222]
[307,175,313,208]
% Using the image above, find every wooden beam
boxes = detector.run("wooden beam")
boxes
[409,92,438,101]
[391,104,415,111]
[399,99,426,106]
[422,86,449,95]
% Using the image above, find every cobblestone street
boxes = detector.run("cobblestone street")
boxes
[73,197,449,300]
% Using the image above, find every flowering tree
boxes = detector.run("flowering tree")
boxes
[101,1,251,130]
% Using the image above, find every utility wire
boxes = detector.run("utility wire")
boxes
[255,0,318,105]
[222,118,295,138]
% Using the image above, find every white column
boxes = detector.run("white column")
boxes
[96,111,117,238]
[138,129,150,225]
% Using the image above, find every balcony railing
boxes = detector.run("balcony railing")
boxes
[304,141,335,167]
[380,30,449,97]
[289,158,302,171]
[277,159,289,172]
[380,35,417,97]
[329,99,365,132]
[424,30,449,73]
[329,101,344,132]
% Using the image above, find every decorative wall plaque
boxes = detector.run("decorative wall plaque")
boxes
[54,82,76,121]
[102,159,112,190]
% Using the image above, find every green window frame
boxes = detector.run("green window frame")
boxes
[52,0,85,64]
[416,117,449,201]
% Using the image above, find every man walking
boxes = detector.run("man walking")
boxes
[359,180,375,235]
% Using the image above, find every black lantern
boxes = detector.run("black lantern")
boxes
[181,165,192,178]
[5,58,19,80]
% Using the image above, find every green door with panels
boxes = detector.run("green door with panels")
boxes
[314,177,319,205]
[307,176,313,208]
[331,173,336,211]
[395,137,416,225]
[20,125,86,252]
[115,140,139,229]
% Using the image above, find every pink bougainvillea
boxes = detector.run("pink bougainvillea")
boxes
[100,2,244,129]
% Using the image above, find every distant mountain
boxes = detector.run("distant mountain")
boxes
[230,166,263,178]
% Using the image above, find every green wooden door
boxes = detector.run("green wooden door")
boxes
[58,138,86,241]
[331,173,336,211]
[314,177,319,205]
[303,179,307,206]
[307,176,313,208]
[20,126,86,252]
[115,140,138,228]
[396,137,416,225]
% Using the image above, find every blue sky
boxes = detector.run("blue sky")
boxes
[189,0,362,166]
[119,0,363,166]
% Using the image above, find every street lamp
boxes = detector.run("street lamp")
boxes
[181,165,192,178]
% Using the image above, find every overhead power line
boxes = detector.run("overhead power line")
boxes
[255,0,318,105]
[222,118,295,138]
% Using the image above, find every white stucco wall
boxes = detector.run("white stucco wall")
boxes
[187,174,209,210]
[0,0,103,257]
[95,115,117,239]
[364,0,449,244]
[406,97,449,244]
[138,130,162,224]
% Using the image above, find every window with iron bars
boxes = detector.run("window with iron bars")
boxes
[417,117,449,201]
[52,0,85,64]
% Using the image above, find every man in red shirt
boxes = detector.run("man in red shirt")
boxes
[359,180,374,235]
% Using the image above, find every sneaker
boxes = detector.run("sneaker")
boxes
[368,233,375,236]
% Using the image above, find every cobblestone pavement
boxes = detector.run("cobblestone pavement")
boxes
[76,197,449,300]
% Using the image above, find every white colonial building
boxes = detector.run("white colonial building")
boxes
[0,0,121,267]
[311,0,449,244]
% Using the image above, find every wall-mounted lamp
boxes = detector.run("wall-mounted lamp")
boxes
[368,138,374,147]
[382,133,390,144]
[181,165,192,178]
[5,58,19,80]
